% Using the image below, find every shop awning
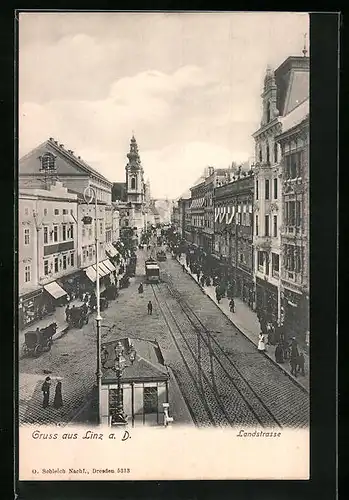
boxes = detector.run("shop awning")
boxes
[85,266,97,282]
[44,281,67,299]
[103,259,116,272]
[105,243,117,257]
[92,264,108,278]
[99,262,110,275]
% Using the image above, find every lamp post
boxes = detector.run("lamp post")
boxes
[83,186,102,424]
[101,341,136,426]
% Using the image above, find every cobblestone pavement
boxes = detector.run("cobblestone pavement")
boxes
[177,255,310,392]
[157,257,309,429]
[18,252,193,427]
[19,249,309,428]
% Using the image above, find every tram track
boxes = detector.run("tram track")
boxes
[151,283,228,427]
[151,282,281,428]
[160,268,309,428]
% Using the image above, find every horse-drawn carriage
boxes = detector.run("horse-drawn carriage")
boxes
[22,322,57,357]
[68,304,89,329]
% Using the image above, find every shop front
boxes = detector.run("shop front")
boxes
[43,281,68,310]
[282,288,309,345]
[19,288,46,330]
[235,267,254,309]
[57,271,83,302]
[256,276,278,326]
[83,259,117,295]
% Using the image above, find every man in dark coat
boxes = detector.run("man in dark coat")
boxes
[147,301,153,315]
[41,376,51,408]
[65,304,70,322]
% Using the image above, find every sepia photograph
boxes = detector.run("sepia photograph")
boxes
[17,11,311,480]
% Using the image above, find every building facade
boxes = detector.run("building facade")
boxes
[214,170,255,307]
[189,180,205,247]
[19,182,78,329]
[276,98,309,345]
[252,56,309,326]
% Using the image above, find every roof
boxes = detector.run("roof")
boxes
[274,56,309,116]
[19,139,112,185]
[101,337,169,383]
[279,98,309,134]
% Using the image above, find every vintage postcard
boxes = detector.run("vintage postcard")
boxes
[17,11,310,481]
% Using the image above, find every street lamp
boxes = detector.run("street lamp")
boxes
[83,186,102,424]
[101,341,137,426]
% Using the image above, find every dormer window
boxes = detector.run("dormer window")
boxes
[40,152,56,171]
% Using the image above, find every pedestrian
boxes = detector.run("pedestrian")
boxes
[215,287,221,304]
[275,343,284,363]
[205,276,211,287]
[229,298,235,313]
[138,282,144,294]
[257,333,266,353]
[65,304,70,323]
[297,352,305,376]
[200,275,206,287]
[182,264,186,273]
[147,300,153,315]
[41,376,51,408]
[53,380,63,409]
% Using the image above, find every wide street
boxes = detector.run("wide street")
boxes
[19,248,309,428]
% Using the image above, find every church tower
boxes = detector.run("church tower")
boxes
[125,135,146,243]
[126,135,145,206]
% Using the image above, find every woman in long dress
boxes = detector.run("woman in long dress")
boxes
[53,380,63,409]
[258,333,266,353]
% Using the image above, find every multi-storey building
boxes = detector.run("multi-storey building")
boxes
[19,137,112,204]
[177,190,191,239]
[214,170,254,306]
[171,201,180,232]
[189,178,205,247]
[19,182,78,329]
[276,98,309,345]
[252,55,309,326]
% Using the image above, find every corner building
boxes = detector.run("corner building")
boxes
[252,56,309,327]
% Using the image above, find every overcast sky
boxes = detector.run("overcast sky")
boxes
[19,12,309,199]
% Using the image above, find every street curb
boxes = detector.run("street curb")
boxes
[176,257,309,395]
[166,366,195,427]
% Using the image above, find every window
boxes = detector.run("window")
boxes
[258,251,264,267]
[296,201,302,227]
[259,148,262,163]
[274,143,278,163]
[89,228,92,237]
[43,226,48,244]
[265,253,270,275]
[70,252,75,267]
[265,180,270,200]
[70,224,74,239]
[266,101,271,122]
[63,209,68,215]
[273,178,278,199]
[272,253,279,276]
[24,228,30,245]
[54,209,59,215]
[256,215,259,236]
[256,180,259,200]
[54,257,59,273]
[44,260,49,275]
[40,152,56,170]
[285,152,302,179]
[100,222,103,235]
[44,208,48,216]
[125,220,128,227]
[273,215,278,237]
[143,387,158,414]
[24,265,31,283]
[131,177,136,189]
[83,248,87,262]
[286,201,296,226]
[62,255,67,270]
[53,225,58,242]
[109,388,123,418]
[266,144,270,163]
[62,225,67,241]
[265,215,269,236]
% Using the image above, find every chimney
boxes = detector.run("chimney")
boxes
[49,137,54,141]
[68,150,74,154]
[59,144,64,148]
[54,140,58,145]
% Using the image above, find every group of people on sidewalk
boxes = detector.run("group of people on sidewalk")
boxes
[41,377,63,409]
